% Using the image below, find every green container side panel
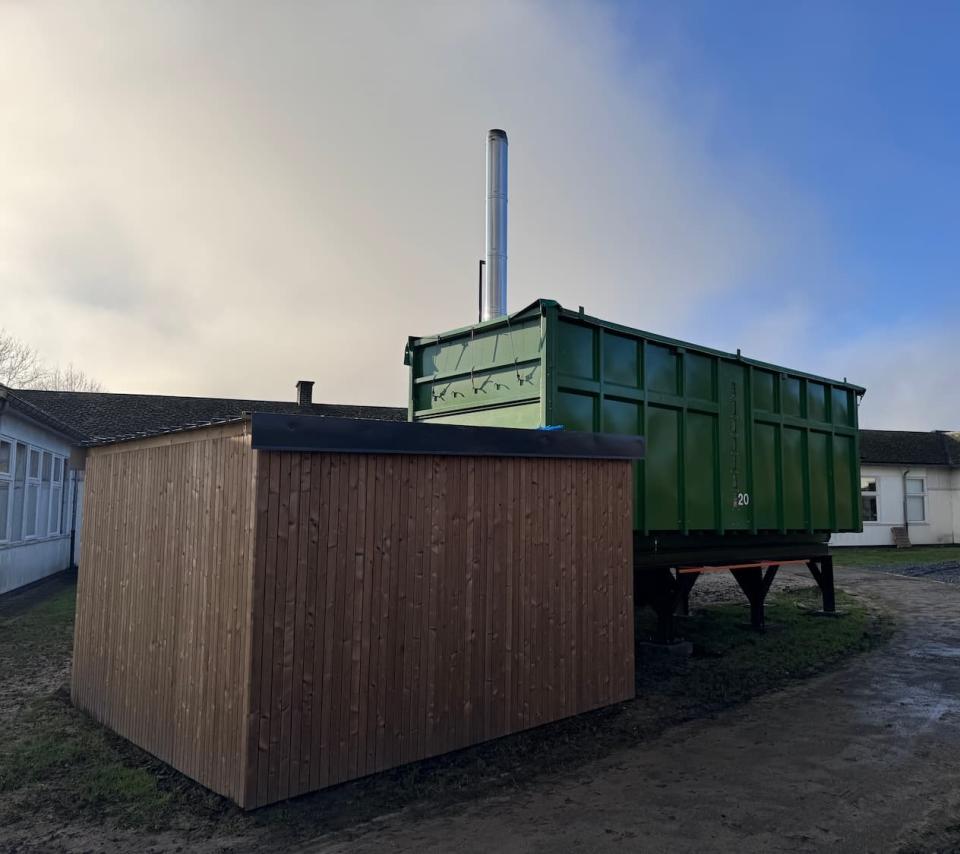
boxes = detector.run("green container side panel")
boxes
[407,298,863,537]
[718,362,751,530]
[685,353,716,402]
[557,323,597,379]
[754,370,776,413]
[685,412,718,530]
[782,427,807,529]
[808,431,831,529]
[832,387,852,426]
[833,434,856,528]
[418,402,543,429]
[752,422,779,530]
[646,344,679,395]
[410,313,543,420]
[808,382,827,423]
[413,364,542,416]
[783,377,803,417]
[555,390,595,432]
[603,331,641,387]
[646,406,680,530]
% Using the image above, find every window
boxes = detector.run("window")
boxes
[0,440,11,542]
[38,452,52,538]
[11,442,26,541]
[24,449,40,538]
[861,477,878,522]
[1,443,67,544]
[50,457,64,535]
[905,477,926,523]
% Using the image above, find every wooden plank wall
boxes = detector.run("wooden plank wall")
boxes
[242,452,635,809]
[72,423,258,804]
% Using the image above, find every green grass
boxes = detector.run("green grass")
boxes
[0,586,231,832]
[0,579,892,843]
[0,584,75,665]
[0,691,174,827]
[637,587,892,708]
[832,545,960,568]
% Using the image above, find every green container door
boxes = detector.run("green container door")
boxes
[406,299,863,537]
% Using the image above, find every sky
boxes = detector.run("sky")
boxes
[0,1,957,429]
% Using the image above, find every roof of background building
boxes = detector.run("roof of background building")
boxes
[860,429,960,466]
[9,389,406,446]
[0,387,89,443]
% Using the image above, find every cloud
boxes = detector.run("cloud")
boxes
[826,324,960,430]
[0,1,795,405]
[3,0,948,430]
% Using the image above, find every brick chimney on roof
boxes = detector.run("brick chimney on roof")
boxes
[296,380,314,408]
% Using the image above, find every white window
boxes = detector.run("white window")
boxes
[50,457,64,535]
[38,452,52,537]
[11,442,27,541]
[0,443,68,543]
[0,439,11,542]
[24,448,40,538]
[861,477,878,522]
[905,477,926,523]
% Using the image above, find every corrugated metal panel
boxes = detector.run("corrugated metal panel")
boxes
[407,299,863,543]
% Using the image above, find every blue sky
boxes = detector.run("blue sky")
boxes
[616,0,960,333]
[1,2,956,428]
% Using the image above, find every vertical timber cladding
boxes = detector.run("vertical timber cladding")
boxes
[242,450,636,809]
[71,423,258,805]
[73,415,638,811]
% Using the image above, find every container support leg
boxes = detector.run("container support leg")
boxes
[806,557,836,614]
[675,570,700,616]
[731,565,780,631]
[636,568,682,642]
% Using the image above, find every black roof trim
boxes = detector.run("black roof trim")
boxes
[251,413,646,461]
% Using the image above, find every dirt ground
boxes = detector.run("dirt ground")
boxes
[295,565,960,854]
[2,564,957,853]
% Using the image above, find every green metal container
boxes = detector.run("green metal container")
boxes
[405,299,864,563]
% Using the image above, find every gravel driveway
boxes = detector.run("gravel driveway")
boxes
[296,566,960,854]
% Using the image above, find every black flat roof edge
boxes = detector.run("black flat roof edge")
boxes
[250,413,645,461]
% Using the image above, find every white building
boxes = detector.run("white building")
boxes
[0,388,85,595]
[832,429,960,548]
[2,383,405,596]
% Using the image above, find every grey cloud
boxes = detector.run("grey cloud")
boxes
[0,0,910,418]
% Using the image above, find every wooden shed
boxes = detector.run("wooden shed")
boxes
[71,414,644,809]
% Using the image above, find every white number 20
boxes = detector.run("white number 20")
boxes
[736,492,751,507]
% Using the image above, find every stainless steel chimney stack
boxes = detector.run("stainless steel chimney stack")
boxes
[482,129,508,321]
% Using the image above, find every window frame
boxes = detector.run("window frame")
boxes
[49,456,65,536]
[0,437,12,543]
[860,476,879,523]
[905,476,927,523]
[0,438,68,546]
[23,448,41,540]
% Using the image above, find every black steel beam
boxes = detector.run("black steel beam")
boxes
[807,556,836,613]
[730,565,780,631]
[250,412,646,460]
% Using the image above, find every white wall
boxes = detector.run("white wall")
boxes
[0,409,75,595]
[831,463,959,548]
[0,536,71,595]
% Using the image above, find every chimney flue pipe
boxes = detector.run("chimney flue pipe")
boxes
[482,129,508,322]
[296,380,314,407]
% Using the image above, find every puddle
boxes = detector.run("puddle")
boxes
[908,643,960,660]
